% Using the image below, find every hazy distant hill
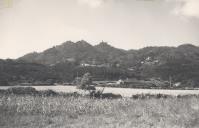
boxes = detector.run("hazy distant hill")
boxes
[19,40,128,65]
[3,41,199,87]
[95,42,127,62]
[19,40,199,67]
[131,44,199,86]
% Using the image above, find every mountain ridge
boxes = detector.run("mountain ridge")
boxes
[1,40,199,87]
[19,40,129,65]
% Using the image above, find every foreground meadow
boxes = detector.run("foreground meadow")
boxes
[0,93,199,128]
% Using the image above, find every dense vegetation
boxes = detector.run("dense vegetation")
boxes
[0,59,57,85]
[1,41,199,87]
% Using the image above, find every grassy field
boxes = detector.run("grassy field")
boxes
[0,92,199,128]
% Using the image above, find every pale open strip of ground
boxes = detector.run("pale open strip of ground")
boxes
[1,85,199,97]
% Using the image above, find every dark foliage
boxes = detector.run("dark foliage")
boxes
[90,91,122,99]
[0,41,199,88]
[5,87,38,95]
[0,59,58,85]
[0,87,82,97]
[131,93,171,99]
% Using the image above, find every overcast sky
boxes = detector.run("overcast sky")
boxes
[0,0,199,59]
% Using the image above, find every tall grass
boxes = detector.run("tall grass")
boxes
[0,92,199,128]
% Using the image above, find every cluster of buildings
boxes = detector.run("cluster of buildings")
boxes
[80,60,111,68]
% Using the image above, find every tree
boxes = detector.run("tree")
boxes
[77,72,95,91]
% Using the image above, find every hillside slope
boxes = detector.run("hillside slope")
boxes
[11,41,199,87]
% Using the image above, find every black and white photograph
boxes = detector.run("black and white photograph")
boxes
[0,0,199,127]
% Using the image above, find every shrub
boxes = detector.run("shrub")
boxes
[39,90,59,96]
[131,93,171,99]
[6,87,38,95]
[90,91,122,99]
